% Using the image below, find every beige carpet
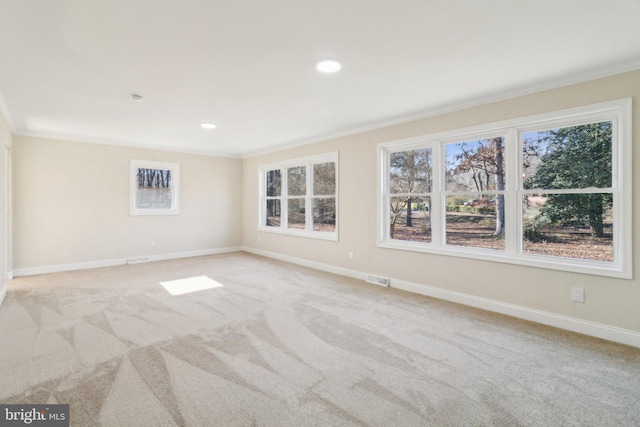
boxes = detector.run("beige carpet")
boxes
[0,252,638,426]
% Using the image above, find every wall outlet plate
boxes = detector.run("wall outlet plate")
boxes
[571,287,585,303]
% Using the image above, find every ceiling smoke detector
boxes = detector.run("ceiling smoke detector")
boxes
[131,94,144,102]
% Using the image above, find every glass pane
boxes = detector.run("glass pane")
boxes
[445,194,505,250]
[389,196,431,243]
[390,148,432,194]
[287,198,305,229]
[522,193,613,262]
[523,121,612,190]
[313,198,336,232]
[313,162,336,195]
[445,137,505,192]
[288,166,306,196]
[265,199,281,227]
[266,169,281,197]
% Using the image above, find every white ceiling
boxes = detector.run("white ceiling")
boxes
[1,1,639,158]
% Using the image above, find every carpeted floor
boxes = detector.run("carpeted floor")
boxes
[0,252,638,426]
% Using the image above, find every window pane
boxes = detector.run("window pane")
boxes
[389,196,431,242]
[265,199,281,227]
[445,195,505,250]
[313,198,336,232]
[390,149,432,193]
[523,193,613,262]
[313,162,336,195]
[445,137,505,192]
[288,166,306,196]
[266,169,281,197]
[523,121,612,190]
[287,198,305,229]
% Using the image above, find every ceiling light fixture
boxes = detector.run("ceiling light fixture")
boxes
[201,122,216,129]
[316,60,341,73]
[131,94,144,102]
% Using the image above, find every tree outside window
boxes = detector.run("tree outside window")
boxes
[388,148,432,242]
[379,98,630,277]
[522,121,613,262]
[445,137,505,250]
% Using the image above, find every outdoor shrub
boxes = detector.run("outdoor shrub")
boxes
[524,221,546,243]
[476,207,493,215]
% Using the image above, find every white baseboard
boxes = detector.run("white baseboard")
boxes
[13,257,127,277]
[391,278,640,349]
[0,284,6,307]
[242,247,367,281]
[241,246,640,349]
[146,247,243,262]
[12,247,243,277]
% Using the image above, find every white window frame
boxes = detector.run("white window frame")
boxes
[259,152,338,241]
[378,99,632,278]
[130,159,180,216]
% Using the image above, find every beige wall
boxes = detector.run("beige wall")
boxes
[0,110,11,302]
[243,70,640,334]
[14,136,242,270]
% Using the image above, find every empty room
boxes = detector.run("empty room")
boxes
[1,1,639,426]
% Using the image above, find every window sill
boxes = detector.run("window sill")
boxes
[259,227,338,241]
[378,240,629,279]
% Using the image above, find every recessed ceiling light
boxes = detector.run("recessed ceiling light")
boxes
[316,60,341,73]
[201,122,216,129]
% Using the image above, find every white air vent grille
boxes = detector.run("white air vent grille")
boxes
[366,274,390,287]
[127,256,151,264]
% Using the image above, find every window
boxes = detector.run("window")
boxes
[259,152,338,240]
[379,99,631,278]
[445,137,505,250]
[388,148,432,243]
[522,122,613,262]
[130,159,180,215]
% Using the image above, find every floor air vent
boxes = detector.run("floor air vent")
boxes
[127,256,151,264]
[366,274,390,287]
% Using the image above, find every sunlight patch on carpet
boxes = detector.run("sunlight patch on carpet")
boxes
[159,275,224,295]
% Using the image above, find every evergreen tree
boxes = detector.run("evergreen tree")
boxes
[526,122,612,237]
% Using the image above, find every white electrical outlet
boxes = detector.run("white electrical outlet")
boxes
[571,287,585,303]
[348,251,354,259]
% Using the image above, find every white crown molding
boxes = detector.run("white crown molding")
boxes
[4,60,640,160]
[243,59,640,159]
[12,130,243,159]
[242,246,640,348]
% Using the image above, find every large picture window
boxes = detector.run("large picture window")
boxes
[259,152,338,240]
[379,99,631,278]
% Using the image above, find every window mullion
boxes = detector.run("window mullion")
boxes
[504,128,518,255]
[432,141,444,247]
[306,162,312,231]
[282,167,289,230]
